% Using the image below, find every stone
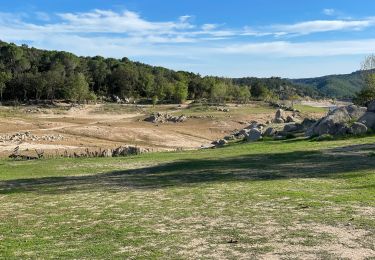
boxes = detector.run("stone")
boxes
[367,100,375,112]
[263,127,276,137]
[285,115,295,123]
[245,128,262,142]
[275,109,285,119]
[212,139,228,146]
[307,105,365,137]
[358,112,375,130]
[224,135,236,141]
[283,123,299,132]
[273,117,285,124]
[349,122,368,135]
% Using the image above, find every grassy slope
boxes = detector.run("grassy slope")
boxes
[0,137,375,258]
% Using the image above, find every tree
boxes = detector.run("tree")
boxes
[210,82,227,103]
[0,71,11,102]
[250,82,268,99]
[354,55,375,106]
[65,73,93,103]
[173,81,188,103]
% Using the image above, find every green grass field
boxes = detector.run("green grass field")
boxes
[1,137,374,259]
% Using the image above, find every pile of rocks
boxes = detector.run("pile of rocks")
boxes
[273,109,299,124]
[216,107,230,112]
[306,103,374,137]
[98,146,147,158]
[144,112,187,123]
[211,114,316,148]
[0,132,65,143]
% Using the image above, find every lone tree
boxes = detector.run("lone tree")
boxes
[354,54,375,106]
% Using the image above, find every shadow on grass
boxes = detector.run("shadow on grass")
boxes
[1,144,375,194]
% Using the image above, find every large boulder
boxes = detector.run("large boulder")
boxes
[349,122,368,135]
[245,128,262,142]
[358,112,375,130]
[367,100,375,112]
[307,105,366,136]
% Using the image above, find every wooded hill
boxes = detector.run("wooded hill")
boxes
[0,41,362,103]
[291,71,366,99]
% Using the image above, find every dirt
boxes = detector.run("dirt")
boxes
[0,102,326,157]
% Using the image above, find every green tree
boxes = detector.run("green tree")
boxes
[354,55,375,106]
[250,82,267,99]
[173,81,188,103]
[65,73,93,103]
[0,71,11,102]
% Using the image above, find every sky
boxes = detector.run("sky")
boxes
[1,0,375,78]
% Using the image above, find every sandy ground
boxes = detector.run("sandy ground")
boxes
[0,102,326,157]
[0,103,273,157]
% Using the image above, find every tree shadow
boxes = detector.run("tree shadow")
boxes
[1,144,374,195]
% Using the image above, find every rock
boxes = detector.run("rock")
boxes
[212,139,228,147]
[263,127,276,137]
[346,105,367,119]
[283,123,299,132]
[367,100,375,112]
[246,121,259,129]
[301,118,317,129]
[145,112,187,123]
[224,135,235,141]
[358,112,375,130]
[308,105,365,137]
[101,149,113,157]
[285,115,295,123]
[275,109,285,119]
[238,129,251,136]
[245,128,262,142]
[273,117,285,124]
[349,122,368,135]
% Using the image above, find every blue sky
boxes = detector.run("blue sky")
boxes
[1,0,375,78]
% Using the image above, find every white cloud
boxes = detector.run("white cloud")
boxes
[218,39,375,57]
[323,8,336,16]
[272,19,375,35]
[0,9,374,65]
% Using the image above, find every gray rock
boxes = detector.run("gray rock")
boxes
[367,100,375,112]
[285,115,295,123]
[346,105,367,119]
[273,117,285,124]
[349,122,368,135]
[212,139,228,146]
[224,135,236,141]
[307,105,365,136]
[275,109,285,118]
[245,128,262,142]
[283,123,299,132]
[358,112,375,130]
[238,129,251,136]
[263,127,276,137]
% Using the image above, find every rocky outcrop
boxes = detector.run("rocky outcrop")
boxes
[358,112,375,130]
[348,122,368,135]
[307,105,367,137]
[144,112,187,123]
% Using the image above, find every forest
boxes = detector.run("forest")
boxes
[0,41,318,104]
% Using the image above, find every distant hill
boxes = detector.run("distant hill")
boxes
[291,71,366,99]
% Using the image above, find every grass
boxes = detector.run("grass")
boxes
[0,136,375,258]
[294,104,328,113]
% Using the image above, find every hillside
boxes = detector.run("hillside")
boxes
[291,71,366,99]
[0,40,320,103]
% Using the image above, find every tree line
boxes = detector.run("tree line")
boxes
[0,41,311,104]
